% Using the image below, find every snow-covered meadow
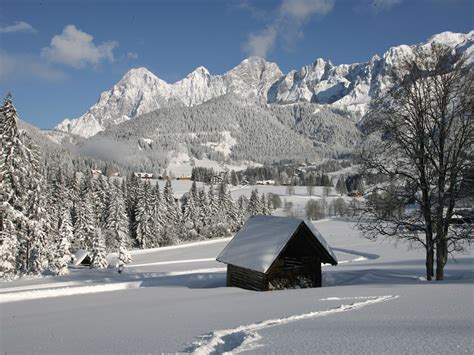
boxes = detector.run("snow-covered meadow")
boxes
[1,217,472,354]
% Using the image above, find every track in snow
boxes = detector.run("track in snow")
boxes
[0,267,226,304]
[188,295,400,354]
[126,258,217,268]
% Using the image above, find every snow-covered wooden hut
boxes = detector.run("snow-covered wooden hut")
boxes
[72,249,91,266]
[217,215,338,291]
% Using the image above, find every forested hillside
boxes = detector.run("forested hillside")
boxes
[0,96,274,279]
[74,95,360,170]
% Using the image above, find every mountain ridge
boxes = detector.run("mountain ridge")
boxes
[55,30,473,138]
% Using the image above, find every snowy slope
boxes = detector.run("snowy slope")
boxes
[1,218,472,354]
[55,31,473,138]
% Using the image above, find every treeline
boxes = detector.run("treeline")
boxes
[305,197,362,220]
[191,164,364,193]
[0,96,276,280]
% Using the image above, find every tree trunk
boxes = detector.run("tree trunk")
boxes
[436,236,447,281]
[426,243,434,280]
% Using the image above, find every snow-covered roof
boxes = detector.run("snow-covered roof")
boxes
[72,249,90,266]
[216,215,338,273]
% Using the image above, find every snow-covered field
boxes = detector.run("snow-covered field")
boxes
[166,150,261,178]
[1,219,472,354]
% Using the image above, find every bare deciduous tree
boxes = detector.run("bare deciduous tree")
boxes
[359,44,473,280]
[306,199,324,220]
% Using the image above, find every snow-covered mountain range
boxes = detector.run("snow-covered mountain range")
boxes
[56,31,473,138]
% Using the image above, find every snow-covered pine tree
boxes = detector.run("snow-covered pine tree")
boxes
[247,189,261,216]
[135,180,154,248]
[204,184,221,238]
[126,173,140,244]
[92,174,110,228]
[0,95,49,276]
[67,173,81,226]
[225,189,240,231]
[52,209,74,275]
[0,219,18,279]
[181,191,200,241]
[105,184,132,269]
[162,179,180,245]
[335,177,348,195]
[230,170,239,186]
[79,169,93,199]
[261,193,268,215]
[91,228,108,269]
[217,181,237,233]
[73,190,96,250]
[25,134,50,275]
[149,182,164,247]
[1,95,30,276]
[266,193,274,214]
[190,180,198,200]
[236,195,248,227]
[195,188,209,235]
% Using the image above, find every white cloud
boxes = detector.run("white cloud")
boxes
[41,25,118,69]
[127,52,139,60]
[0,21,36,34]
[280,0,334,19]
[243,0,335,57]
[243,27,277,58]
[0,53,66,81]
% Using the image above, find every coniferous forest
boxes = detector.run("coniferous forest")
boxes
[0,96,273,280]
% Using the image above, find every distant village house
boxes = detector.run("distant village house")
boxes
[134,172,154,179]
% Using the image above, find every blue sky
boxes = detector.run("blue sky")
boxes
[1,0,472,129]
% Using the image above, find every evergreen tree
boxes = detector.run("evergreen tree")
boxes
[236,195,248,226]
[105,183,132,270]
[0,95,49,276]
[190,180,198,199]
[196,188,209,231]
[106,183,132,253]
[336,177,348,195]
[247,189,261,216]
[135,181,154,248]
[181,192,200,241]
[261,193,268,215]
[204,184,221,238]
[126,173,140,244]
[149,182,165,246]
[0,219,18,279]
[91,228,108,269]
[226,190,240,231]
[230,170,239,186]
[73,190,96,250]
[93,175,110,228]
[52,209,74,275]
[162,180,180,245]
[25,137,50,275]
[118,238,132,272]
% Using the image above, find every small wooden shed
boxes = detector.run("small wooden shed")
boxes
[216,215,338,291]
[72,249,91,266]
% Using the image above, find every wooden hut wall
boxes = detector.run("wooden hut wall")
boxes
[227,264,266,291]
[266,225,323,289]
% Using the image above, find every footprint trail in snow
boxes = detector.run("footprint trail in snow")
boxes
[188,295,400,354]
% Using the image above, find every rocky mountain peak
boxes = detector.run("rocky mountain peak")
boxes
[55,31,473,138]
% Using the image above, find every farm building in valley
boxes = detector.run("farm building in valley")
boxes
[216,215,338,291]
